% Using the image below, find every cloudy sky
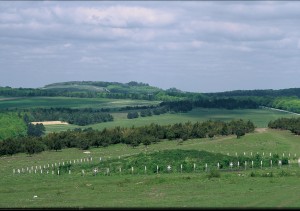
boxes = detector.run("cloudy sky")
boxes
[1,1,300,92]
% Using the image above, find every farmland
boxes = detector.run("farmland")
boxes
[45,107,299,133]
[0,96,160,110]
[1,83,300,208]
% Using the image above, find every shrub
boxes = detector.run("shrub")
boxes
[207,170,221,179]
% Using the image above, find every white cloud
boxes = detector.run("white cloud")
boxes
[182,20,284,42]
[71,6,175,27]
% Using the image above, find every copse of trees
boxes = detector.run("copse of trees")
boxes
[23,108,113,126]
[268,117,300,135]
[127,106,169,119]
[0,119,255,156]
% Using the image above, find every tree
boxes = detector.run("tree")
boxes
[127,111,139,119]
[235,128,246,139]
[27,123,45,137]
[24,137,45,155]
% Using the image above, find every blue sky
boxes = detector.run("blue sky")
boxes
[1,1,300,92]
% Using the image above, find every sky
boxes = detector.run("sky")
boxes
[1,1,300,93]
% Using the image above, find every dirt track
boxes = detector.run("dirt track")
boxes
[31,121,69,125]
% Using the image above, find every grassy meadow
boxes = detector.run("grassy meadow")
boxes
[1,129,300,208]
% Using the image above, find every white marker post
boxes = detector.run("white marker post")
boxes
[230,162,233,170]
[69,170,71,174]
[120,167,122,173]
[205,163,208,172]
[260,160,263,169]
[82,169,85,176]
[194,163,196,172]
[217,163,220,170]
[251,152,252,156]
[157,165,159,174]
[144,166,146,173]
[13,169,15,174]
[298,158,300,167]
[167,165,171,172]
[181,164,183,173]
[279,160,282,168]
[270,160,272,168]
[245,161,247,170]
[244,152,246,156]
[251,161,254,169]
[237,161,240,169]
[270,153,272,157]
[131,167,134,174]
[99,157,101,162]
[235,152,237,157]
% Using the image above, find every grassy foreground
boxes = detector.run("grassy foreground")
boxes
[1,170,300,208]
[1,129,300,208]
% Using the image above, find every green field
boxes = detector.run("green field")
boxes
[45,107,299,133]
[1,129,300,208]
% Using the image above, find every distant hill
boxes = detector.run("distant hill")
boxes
[43,81,163,95]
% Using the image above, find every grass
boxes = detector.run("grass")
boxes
[1,166,300,207]
[1,129,300,207]
[45,107,299,133]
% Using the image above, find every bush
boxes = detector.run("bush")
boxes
[207,170,220,179]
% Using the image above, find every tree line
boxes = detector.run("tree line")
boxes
[22,108,113,126]
[0,119,255,156]
[160,98,259,113]
[127,107,169,119]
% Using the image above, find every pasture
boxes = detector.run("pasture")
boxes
[1,129,300,208]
